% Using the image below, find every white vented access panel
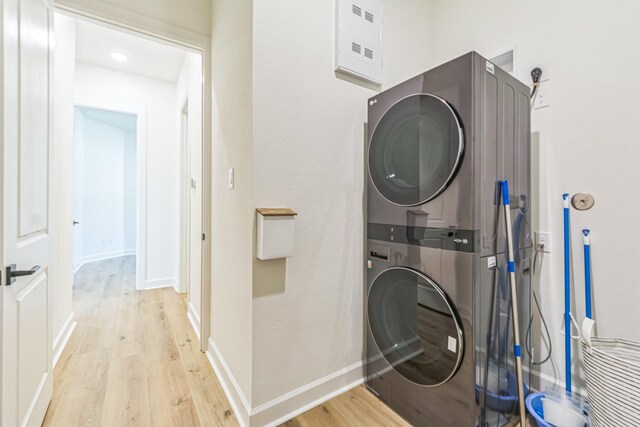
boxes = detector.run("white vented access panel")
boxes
[335,0,383,85]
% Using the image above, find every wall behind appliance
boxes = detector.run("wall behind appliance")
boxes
[429,0,640,393]
[209,0,254,413]
[75,63,179,289]
[250,0,435,414]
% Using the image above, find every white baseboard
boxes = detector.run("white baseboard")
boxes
[74,250,137,275]
[205,337,364,426]
[206,338,251,427]
[187,302,201,340]
[52,313,77,368]
[73,262,85,275]
[139,277,175,290]
[252,360,364,427]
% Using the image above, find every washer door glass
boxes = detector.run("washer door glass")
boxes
[368,94,464,206]
[368,267,464,386]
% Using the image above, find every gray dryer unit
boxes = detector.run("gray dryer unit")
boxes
[365,52,532,426]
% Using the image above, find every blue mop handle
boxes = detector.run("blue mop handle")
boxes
[583,229,592,319]
[563,193,571,393]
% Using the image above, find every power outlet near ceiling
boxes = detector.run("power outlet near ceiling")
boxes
[532,83,550,109]
[526,59,551,109]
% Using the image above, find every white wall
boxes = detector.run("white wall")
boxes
[429,0,640,394]
[206,1,433,424]
[176,53,203,327]
[74,114,136,262]
[251,0,434,412]
[209,0,254,415]
[52,13,77,363]
[72,109,85,271]
[81,118,126,258]
[75,63,179,289]
[123,130,137,252]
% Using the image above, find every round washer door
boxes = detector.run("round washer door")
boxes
[368,267,464,386]
[368,94,464,206]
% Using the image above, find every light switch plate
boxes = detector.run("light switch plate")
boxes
[228,168,234,189]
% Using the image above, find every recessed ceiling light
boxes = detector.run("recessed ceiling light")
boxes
[110,51,128,62]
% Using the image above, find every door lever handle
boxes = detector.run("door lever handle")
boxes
[5,264,41,286]
[73,220,80,225]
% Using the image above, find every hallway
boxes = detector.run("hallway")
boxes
[43,257,408,427]
[43,257,237,426]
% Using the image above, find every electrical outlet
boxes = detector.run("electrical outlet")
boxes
[533,82,550,109]
[535,231,551,253]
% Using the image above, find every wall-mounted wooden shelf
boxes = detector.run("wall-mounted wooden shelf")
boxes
[256,208,297,217]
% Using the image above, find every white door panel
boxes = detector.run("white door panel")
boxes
[2,0,54,425]
[16,272,48,423]
[19,0,50,237]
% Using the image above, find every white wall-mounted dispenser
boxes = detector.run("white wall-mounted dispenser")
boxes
[256,208,297,260]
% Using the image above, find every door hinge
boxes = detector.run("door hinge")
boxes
[202,233,206,241]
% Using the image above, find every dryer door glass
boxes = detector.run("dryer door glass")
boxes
[368,267,464,386]
[368,94,463,206]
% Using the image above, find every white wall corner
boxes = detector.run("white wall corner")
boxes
[204,336,365,427]
[52,313,77,368]
[250,361,364,427]
[139,277,176,291]
[81,249,135,265]
[206,338,252,427]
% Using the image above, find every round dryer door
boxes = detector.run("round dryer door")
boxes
[368,94,464,206]
[368,267,464,387]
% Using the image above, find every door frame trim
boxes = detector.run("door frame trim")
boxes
[53,4,213,351]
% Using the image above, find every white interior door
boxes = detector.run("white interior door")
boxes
[1,0,54,425]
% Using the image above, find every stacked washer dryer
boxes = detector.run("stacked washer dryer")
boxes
[365,52,533,427]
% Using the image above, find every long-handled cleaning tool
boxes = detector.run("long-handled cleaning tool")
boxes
[583,229,592,320]
[501,180,526,427]
[563,193,572,394]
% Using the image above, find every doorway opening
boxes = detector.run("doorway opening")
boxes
[44,10,213,425]
[55,8,206,360]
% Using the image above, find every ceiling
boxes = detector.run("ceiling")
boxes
[78,106,137,131]
[74,18,187,83]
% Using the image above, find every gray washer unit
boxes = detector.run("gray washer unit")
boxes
[365,242,532,426]
[365,52,532,426]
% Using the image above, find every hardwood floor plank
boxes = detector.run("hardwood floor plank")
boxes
[147,359,201,427]
[43,348,112,427]
[281,386,410,427]
[101,354,151,427]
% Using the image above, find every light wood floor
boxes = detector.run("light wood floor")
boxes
[43,256,408,427]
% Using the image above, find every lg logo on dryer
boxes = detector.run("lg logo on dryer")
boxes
[369,99,377,106]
